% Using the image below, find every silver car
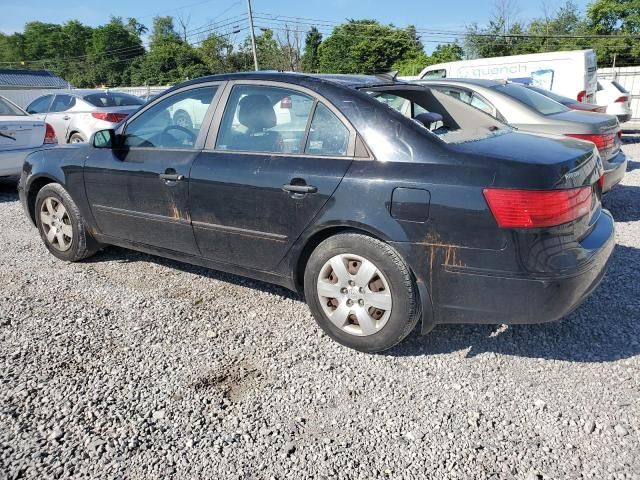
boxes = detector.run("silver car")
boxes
[415,78,627,192]
[26,90,145,144]
[0,95,56,178]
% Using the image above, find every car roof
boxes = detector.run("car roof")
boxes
[417,78,507,88]
[174,71,405,91]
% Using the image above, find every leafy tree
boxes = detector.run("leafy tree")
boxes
[301,27,323,72]
[199,33,234,73]
[318,20,426,74]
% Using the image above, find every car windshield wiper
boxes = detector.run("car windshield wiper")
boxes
[0,131,16,141]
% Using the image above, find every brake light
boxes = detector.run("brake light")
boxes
[483,187,592,228]
[92,112,129,123]
[577,90,586,102]
[598,175,605,191]
[614,96,629,103]
[280,96,292,109]
[565,133,616,151]
[43,123,57,144]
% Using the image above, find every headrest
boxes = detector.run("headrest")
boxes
[238,94,276,132]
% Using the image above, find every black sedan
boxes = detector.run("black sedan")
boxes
[19,72,614,352]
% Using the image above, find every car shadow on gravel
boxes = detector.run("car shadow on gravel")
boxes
[389,244,640,363]
[84,247,301,301]
[603,184,640,222]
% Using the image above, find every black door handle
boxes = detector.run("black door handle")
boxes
[160,173,185,181]
[282,184,318,194]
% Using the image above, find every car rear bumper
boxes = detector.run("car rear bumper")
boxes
[602,150,627,192]
[0,145,52,177]
[393,209,615,329]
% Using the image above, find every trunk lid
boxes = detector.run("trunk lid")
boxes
[549,110,621,160]
[0,117,45,151]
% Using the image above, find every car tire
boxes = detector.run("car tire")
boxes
[304,232,420,353]
[173,110,193,129]
[35,184,100,262]
[69,133,85,144]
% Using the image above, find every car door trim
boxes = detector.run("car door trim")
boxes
[93,204,191,226]
[191,220,288,241]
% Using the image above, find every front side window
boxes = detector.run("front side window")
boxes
[124,86,217,149]
[50,95,76,113]
[305,104,350,156]
[216,85,314,154]
[26,95,53,114]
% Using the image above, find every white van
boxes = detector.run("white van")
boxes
[418,49,598,103]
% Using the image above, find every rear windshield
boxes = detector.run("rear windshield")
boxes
[492,83,568,115]
[524,85,574,105]
[0,96,26,116]
[611,80,629,94]
[83,92,145,107]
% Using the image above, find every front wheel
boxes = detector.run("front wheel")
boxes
[304,232,420,352]
[35,184,99,262]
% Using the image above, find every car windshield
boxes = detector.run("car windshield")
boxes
[0,96,26,116]
[493,83,568,115]
[524,85,574,105]
[83,92,145,107]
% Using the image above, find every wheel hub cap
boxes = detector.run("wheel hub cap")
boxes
[39,197,73,252]
[316,253,393,337]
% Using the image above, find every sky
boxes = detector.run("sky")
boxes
[1,0,592,52]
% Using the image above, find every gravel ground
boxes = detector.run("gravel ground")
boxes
[1,140,639,480]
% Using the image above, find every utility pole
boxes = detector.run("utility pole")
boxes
[246,0,259,71]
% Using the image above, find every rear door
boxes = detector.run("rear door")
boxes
[46,94,76,142]
[84,82,223,254]
[189,81,356,271]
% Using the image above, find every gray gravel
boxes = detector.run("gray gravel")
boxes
[1,140,639,480]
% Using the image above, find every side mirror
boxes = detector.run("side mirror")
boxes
[92,129,116,149]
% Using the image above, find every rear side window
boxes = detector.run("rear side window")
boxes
[492,84,568,115]
[84,92,145,107]
[216,85,314,154]
[50,95,76,113]
[305,104,349,156]
[0,96,26,116]
[26,95,53,114]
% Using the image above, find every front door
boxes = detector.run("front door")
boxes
[84,83,222,254]
[189,82,355,271]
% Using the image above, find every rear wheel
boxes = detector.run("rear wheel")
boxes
[304,232,420,352]
[69,133,85,144]
[35,184,99,262]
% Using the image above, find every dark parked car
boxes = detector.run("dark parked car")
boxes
[19,72,614,352]
[415,78,627,193]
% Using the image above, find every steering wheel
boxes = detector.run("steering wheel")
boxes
[162,124,197,143]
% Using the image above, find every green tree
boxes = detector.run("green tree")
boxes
[318,20,426,74]
[199,33,234,73]
[301,27,322,72]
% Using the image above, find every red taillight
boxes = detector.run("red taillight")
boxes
[577,90,586,102]
[598,175,605,191]
[43,123,57,144]
[565,133,616,151]
[280,96,292,109]
[483,187,592,228]
[614,96,629,103]
[92,112,129,123]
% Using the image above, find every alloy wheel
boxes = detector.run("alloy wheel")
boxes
[40,197,73,252]
[316,253,393,336]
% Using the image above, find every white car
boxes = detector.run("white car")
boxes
[0,95,56,178]
[596,79,632,124]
